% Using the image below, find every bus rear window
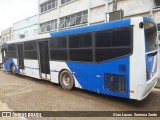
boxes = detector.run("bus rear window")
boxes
[144,22,157,51]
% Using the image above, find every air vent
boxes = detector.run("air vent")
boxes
[119,64,126,72]
[104,73,126,94]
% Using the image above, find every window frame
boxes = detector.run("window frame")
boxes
[69,33,92,49]
[7,43,17,58]
[40,19,57,33]
[24,41,38,60]
[94,26,133,63]
[49,26,133,63]
[68,32,93,62]
[61,0,72,5]
[154,0,160,8]
[59,10,88,29]
[40,0,58,13]
[50,37,68,61]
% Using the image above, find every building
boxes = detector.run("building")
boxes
[38,0,107,34]
[13,15,38,40]
[0,36,1,49]
[38,0,160,36]
[1,27,13,44]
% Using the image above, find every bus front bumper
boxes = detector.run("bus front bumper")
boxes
[137,76,158,101]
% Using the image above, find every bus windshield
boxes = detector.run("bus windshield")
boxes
[144,22,158,51]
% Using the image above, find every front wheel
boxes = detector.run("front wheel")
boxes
[59,70,75,90]
[10,64,16,75]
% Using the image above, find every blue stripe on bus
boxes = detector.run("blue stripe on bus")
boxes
[50,19,131,37]
[66,57,130,99]
[143,17,156,25]
[50,70,60,72]
[4,58,20,74]
[25,67,39,70]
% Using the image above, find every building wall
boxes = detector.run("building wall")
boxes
[0,36,2,49]
[116,0,152,17]
[1,27,13,43]
[39,0,89,23]
[38,0,108,33]
[13,15,38,40]
[38,0,160,34]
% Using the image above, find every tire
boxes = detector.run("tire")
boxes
[10,64,16,75]
[59,70,75,90]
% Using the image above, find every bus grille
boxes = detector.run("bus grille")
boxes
[104,74,126,93]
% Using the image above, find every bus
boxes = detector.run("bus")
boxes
[1,17,158,100]
[0,51,2,66]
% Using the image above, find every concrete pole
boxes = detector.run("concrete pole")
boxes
[88,0,91,26]
[57,0,60,31]
[104,0,109,22]
[113,0,117,12]
[150,0,154,19]
[38,0,41,34]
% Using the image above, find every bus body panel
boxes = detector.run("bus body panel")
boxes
[138,75,157,100]
[2,17,158,100]
[129,17,158,100]
[4,58,17,72]
[0,52,2,64]
[66,57,130,98]
[23,60,40,79]
[50,61,82,88]
[129,17,146,100]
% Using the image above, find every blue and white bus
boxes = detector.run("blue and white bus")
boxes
[1,17,158,100]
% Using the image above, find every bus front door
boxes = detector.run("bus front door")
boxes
[17,44,24,73]
[38,41,50,80]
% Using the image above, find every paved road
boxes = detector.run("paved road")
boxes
[0,69,159,120]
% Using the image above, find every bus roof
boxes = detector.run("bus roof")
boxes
[7,33,51,44]
[143,17,156,25]
[6,17,154,45]
[50,18,131,37]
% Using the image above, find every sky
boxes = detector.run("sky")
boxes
[0,0,38,35]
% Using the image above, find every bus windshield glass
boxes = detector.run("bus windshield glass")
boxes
[144,22,157,51]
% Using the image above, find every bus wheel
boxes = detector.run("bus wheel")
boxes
[10,64,16,75]
[59,70,75,90]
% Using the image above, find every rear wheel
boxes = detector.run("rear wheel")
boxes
[10,64,16,75]
[59,70,75,90]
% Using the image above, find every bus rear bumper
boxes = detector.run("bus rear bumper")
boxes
[137,76,158,101]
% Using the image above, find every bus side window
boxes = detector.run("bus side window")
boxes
[3,50,6,57]
[7,44,17,58]
[69,33,92,62]
[95,28,132,62]
[50,37,68,61]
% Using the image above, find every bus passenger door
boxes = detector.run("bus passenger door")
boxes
[38,41,50,80]
[17,44,24,73]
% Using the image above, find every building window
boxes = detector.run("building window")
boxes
[61,0,72,5]
[19,34,25,39]
[40,0,57,13]
[40,19,57,33]
[157,23,160,31]
[59,10,88,29]
[155,0,160,8]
